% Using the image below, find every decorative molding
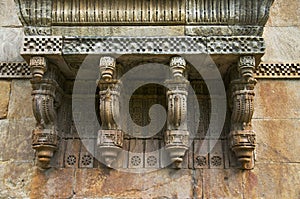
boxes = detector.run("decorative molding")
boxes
[185,26,264,36]
[24,27,52,36]
[22,37,63,54]
[63,36,265,55]
[20,36,265,55]
[2,62,300,79]
[186,0,274,26]
[1,62,300,79]
[15,0,274,36]
[62,36,207,54]
[255,63,300,78]
[0,62,31,78]
[206,37,265,54]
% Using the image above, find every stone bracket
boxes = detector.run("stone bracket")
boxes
[164,56,190,168]
[229,55,257,170]
[97,56,124,168]
[30,56,65,169]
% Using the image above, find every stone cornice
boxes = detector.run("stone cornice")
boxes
[15,0,274,36]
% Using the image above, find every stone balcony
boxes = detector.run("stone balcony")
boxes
[14,0,274,170]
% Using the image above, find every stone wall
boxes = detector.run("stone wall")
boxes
[0,0,299,198]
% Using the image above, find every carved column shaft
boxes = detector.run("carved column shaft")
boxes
[97,56,123,167]
[229,55,257,170]
[164,56,190,168]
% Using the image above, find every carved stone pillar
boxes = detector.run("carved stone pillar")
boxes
[30,56,62,169]
[97,56,123,167]
[229,55,257,170]
[164,57,190,168]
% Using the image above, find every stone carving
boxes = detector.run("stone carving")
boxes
[62,36,264,55]
[0,62,31,78]
[210,156,222,167]
[51,0,185,24]
[20,36,265,56]
[147,156,158,167]
[66,155,77,166]
[13,0,274,172]
[97,56,124,167]
[131,156,142,167]
[22,37,63,54]
[256,63,300,78]
[195,156,207,167]
[186,0,274,26]
[3,62,299,79]
[30,56,64,169]
[63,37,206,54]
[239,56,256,79]
[80,154,93,168]
[207,37,265,54]
[170,56,187,77]
[15,0,274,36]
[229,55,257,170]
[185,26,264,36]
[164,57,190,168]
[24,27,52,36]
[30,57,48,80]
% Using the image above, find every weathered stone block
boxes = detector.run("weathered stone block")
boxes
[0,28,24,62]
[1,119,35,161]
[201,169,244,199]
[0,119,9,160]
[0,0,22,27]
[74,168,193,198]
[0,162,34,198]
[0,81,10,119]
[8,80,33,119]
[252,119,300,163]
[266,0,300,27]
[254,80,300,119]
[262,27,300,63]
[30,168,74,198]
[243,163,300,198]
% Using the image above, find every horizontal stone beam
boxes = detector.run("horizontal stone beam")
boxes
[21,36,265,55]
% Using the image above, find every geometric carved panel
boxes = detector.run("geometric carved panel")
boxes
[255,63,300,78]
